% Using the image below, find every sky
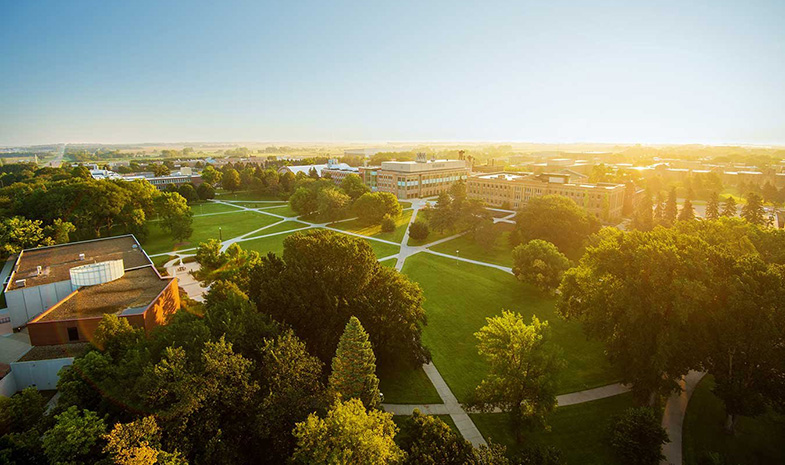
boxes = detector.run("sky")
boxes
[1,0,784,146]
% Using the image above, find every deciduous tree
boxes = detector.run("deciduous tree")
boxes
[511,240,570,294]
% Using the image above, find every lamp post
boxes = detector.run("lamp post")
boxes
[456,249,459,265]
[219,227,222,242]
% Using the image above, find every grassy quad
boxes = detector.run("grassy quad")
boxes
[142,210,279,255]
[471,393,635,462]
[189,201,247,215]
[241,228,400,260]
[378,363,442,404]
[330,209,413,244]
[682,376,785,465]
[402,253,617,403]
[428,222,516,267]
[214,190,284,201]
[407,211,459,247]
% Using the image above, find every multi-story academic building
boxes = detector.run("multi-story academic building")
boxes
[360,154,469,200]
[467,172,628,219]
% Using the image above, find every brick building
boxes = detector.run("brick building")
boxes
[3,235,180,346]
[467,172,628,220]
[360,154,469,199]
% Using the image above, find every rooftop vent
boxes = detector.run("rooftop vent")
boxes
[78,253,86,261]
[70,259,125,287]
[15,279,26,288]
[36,266,43,276]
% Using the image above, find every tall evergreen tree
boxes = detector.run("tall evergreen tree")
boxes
[653,192,666,224]
[631,195,654,231]
[328,317,381,409]
[705,192,720,220]
[664,187,678,225]
[678,199,695,221]
[721,196,737,217]
[741,193,766,225]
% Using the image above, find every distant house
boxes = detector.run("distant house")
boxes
[278,159,360,186]
[3,235,180,346]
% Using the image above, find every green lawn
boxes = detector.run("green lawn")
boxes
[402,253,617,402]
[241,221,310,238]
[380,258,398,267]
[240,228,399,260]
[142,211,279,255]
[428,222,516,267]
[261,204,299,218]
[407,211,459,247]
[472,393,634,462]
[378,362,442,404]
[331,209,413,244]
[191,202,246,215]
[683,376,785,465]
[214,190,284,201]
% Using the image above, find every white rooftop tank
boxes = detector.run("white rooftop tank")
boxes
[70,259,125,287]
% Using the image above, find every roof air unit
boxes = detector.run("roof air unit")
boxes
[70,259,125,287]
[78,253,86,261]
[15,279,26,288]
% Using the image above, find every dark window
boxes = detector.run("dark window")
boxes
[67,327,79,342]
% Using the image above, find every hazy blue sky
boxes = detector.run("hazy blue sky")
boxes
[1,0,783,146]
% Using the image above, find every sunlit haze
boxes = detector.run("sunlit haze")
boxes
[1,0,784,146]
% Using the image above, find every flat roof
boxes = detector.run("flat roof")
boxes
[7,235,151,291]
[35,267,170,322]
[380,159,467,173]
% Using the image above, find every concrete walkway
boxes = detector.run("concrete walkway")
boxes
[420,362,487,446]
[164,260,209,302]
[661,371,706,465]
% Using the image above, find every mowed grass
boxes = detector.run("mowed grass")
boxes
[262,204,299,218]
[214,190,283,201]
[331,209,413,244]
[683,376,785,465]
[142,211,278,255]
[428,222,516,267]
[402,253,617,402]
[190,202,245,215]
[471,393,635,463]
[241,228,399,260]
[379,362,441,404]
[407,211,458,246]
[243,221,310,238]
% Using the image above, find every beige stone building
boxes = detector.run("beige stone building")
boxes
[467,172,627,219]
[360,155,469,200]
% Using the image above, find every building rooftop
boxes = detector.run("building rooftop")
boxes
[7,235,151,291]
[34,266,170,322]
[470,172,625,191]
[380,159,467,173]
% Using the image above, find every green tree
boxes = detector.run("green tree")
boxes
[608,407,669,465]
[328,316,381,409]
[103,416,187,465]
[155,192,193,242]
[721,196,737,217]
[511,240,571,293]
[631,195,654,231]
[664,187,678,225]
[396,410,474,465]
[653,191,666,225]
[317,187,350,221]
[678,198,695,221]
[408,220,430,241]
[222,168,241,192]
[200,165,221,185]
[340,173,370,200]
[512,195,600,259]
[353,192,402,225]
[42,407,107,465]
[380,214,396,233]
[741,192,766,225]
[0,216,55,257]
[291,398,403,464]
[289,186,319,216]
[558,228,707,404]
[177,183,199,204]
[92,314,143,359]
[761,181,778,203]
[705,192,720,220]
[0,387,47,436]
[471,311,563,438]
[195,239,223,270]
[153,164,171,177]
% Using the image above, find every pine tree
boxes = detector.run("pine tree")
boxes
[631,195,653,231]
[653,192,666,224]
[664,187,678,225]
[741,193,766,225]
[721,196,737,217]
[678,199,695,221]
[328,316,381,409]
[705,192,720,220]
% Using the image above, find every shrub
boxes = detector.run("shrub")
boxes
[380,215,396,233]
[608,407,669,465]
[408,221,429,241]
